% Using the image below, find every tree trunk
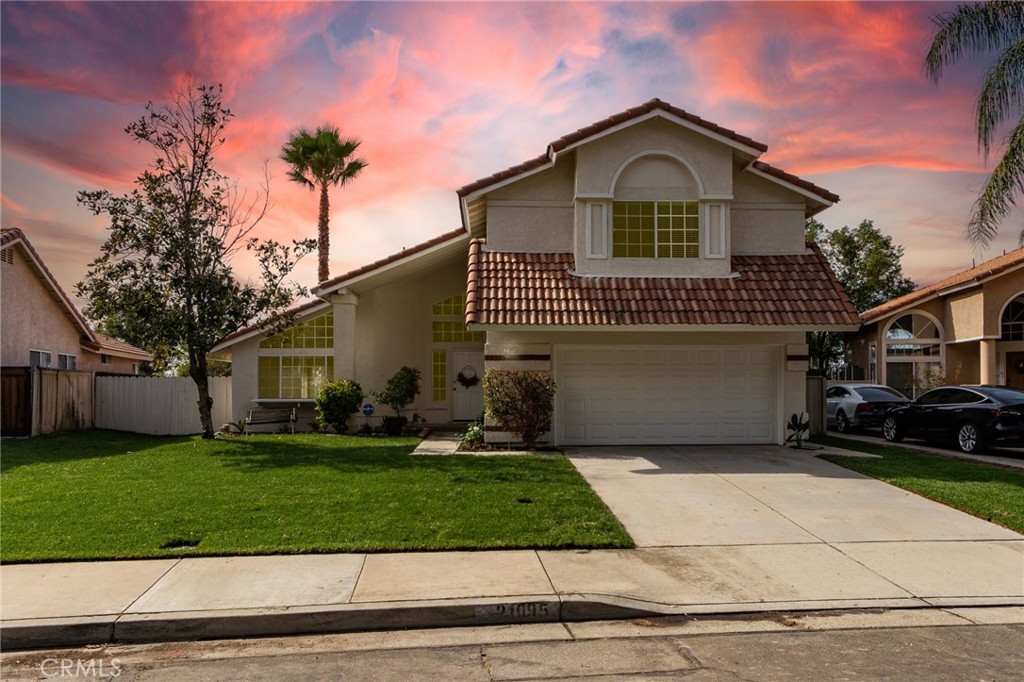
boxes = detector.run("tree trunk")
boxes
[318,180,330,283]
[189,349,216,439]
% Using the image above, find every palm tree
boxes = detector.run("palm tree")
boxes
[281,126,366,282]
[925,2,1024,249]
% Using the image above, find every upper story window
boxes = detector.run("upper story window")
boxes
[58,354,76,370]
[1001,295,1024,340]
[431,295,484,343]
[260,312,333,349]
[612,201,699,259]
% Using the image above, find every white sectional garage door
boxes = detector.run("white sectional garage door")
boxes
[556,346,778,445]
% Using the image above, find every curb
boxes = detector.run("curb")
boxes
[7,593,1021,651]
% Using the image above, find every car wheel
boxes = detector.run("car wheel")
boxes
[883,416,903,442]
[836,411,850,434]
[957,423,986,453]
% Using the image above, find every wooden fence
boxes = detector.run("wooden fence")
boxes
[33,368,94,436]
[805,375,826,435]
[95,376,232,435]
[1,367,32,436]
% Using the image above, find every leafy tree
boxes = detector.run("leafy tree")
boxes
[925,1,1024,247]
[806,219,916,375]
[174,360,231,377]
[77,82,315,438]
[280,125,366,283]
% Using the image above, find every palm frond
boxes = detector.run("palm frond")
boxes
[966,115,1024,248]
[977,39,1024,158]
[925,1,1024,83]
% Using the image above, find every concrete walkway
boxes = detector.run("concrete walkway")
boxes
[2,445,1022,650]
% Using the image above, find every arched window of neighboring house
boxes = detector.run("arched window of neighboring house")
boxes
[1000,294,1024,340]
[884,311,943,399]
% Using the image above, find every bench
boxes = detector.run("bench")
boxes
[245,406,296,434]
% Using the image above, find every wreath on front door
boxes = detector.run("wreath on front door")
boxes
[1015,359,1024,374]
[456,366,479,388]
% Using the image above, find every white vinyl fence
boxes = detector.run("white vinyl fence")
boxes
[95,376,232,435]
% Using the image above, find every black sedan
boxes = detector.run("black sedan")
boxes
[882,385,1024,453]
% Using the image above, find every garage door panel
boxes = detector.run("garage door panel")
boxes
[557,345,778,445]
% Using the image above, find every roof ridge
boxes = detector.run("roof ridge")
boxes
[861,246,1024,322]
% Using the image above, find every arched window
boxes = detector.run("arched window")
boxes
[1001,295,1024,340]
[884,311,943,399]
[610,155,701,260]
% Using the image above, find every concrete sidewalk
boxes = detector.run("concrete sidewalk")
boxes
[3,538,1023,650]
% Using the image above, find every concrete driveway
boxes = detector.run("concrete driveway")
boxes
[565,445,1022,547]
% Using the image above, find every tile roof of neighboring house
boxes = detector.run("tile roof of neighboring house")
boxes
[315,227,467,290]
[2,227,153,361]
[89,333,154,360]
[455,98,836,204]
[465,240,859,327]
[861,247,1024,323]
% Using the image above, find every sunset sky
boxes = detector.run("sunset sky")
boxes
[2,1,1020,305]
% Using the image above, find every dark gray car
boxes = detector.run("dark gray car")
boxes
[826,383,910,433]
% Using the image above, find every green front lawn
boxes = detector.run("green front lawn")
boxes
[0,431,632,562]
[816,435,1024,533]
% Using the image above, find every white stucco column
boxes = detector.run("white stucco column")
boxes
[980,338,997,385]
[330,289,358,380]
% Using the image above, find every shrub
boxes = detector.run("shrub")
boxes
[373,366,421,435]
[315,380,363,434]
[483,369,556,451]
[459,422,486,450]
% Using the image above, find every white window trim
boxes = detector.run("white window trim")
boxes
[586,201,609,259]
[704,202,727,259]
[880,309,945,389]
[58,353,77,370]
[257,354,334,400]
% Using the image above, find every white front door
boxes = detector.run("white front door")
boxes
[451,349,485,421]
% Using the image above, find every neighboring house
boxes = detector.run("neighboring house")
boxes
[0,227,153,374]
[851,248,1024,398]
[211,99,858,444]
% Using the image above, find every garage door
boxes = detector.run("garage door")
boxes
[556,346,778,445]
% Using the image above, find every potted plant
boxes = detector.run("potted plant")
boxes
[373,366,421,435]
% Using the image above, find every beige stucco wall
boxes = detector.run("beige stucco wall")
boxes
[730,171,807,255]
[1,245,83,367]
[485,158,575,252]
[78,350,138,375]
[575,118,733,196]
[945,290,984,342]
[485,328,806,445]
[982,269,1024,337]
[944,341,981,384]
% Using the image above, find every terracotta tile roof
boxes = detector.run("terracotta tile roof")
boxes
[316,227,467,291]
[751,161,839,204]
[465,240,859,327]
[1,226,26,247]
[861,247,1024,323]
[89,333,154,360]
[457,98,768,198]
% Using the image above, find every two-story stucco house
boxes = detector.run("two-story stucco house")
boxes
[850,248,1024,398]
[1,227,153,374]
[211,99,859,444]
